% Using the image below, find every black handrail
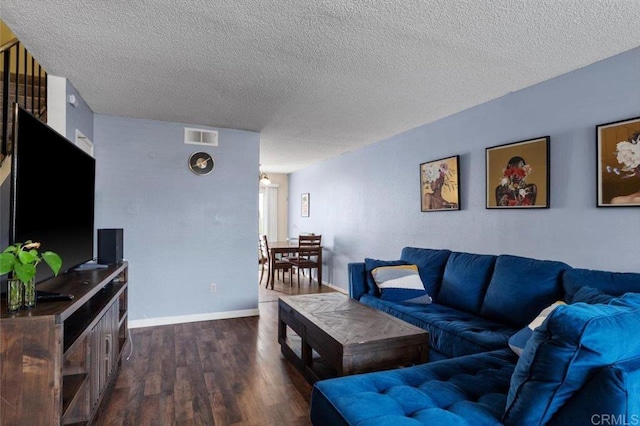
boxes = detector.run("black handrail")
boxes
[0,37,47,162]
[2,44,9,161]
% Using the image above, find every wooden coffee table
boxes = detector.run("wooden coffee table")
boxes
[278,293,429,383]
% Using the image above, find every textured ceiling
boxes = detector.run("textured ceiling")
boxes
[3,1,640,173]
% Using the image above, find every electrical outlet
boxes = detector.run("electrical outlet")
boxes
[210,283,217,293]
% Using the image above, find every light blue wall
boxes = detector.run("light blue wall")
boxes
[94,115,260,321]
[289,47,640,291]
[65,80,94,141]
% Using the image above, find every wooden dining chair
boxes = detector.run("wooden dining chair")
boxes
[286,234,321,264]
[298,234,322,247]
[260,235,292,288]
[288,235,321,286]
[259,236,268,286]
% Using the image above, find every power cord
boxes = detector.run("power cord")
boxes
[126,327,133,360]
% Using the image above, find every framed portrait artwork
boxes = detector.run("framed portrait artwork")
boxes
[301,193,310,217]
[486,136,550,209]
[420,155,460,212]
[596,116,640,207]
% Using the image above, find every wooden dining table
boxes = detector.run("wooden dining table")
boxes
[268,241,323,289]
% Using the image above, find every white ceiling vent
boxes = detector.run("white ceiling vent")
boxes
[184,127,218,146]
[75,129,94,157]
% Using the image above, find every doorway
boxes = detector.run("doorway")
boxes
[259,185,278,242]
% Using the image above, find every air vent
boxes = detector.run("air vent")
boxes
[75,129,94,157]
[184,128,218,146]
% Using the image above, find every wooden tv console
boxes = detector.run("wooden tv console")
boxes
[1,262,129,425]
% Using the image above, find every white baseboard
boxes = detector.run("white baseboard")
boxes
[129,281,345,329]
[129,308,260,329]
[322,281,348,294]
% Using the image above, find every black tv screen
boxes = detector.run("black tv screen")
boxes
[11,106,95,283]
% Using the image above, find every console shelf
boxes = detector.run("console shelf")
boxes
[62,373,88,415]
[0,262,128,425]
[63,282,127,353]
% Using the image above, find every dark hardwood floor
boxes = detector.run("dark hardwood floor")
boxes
[93,275,337,426]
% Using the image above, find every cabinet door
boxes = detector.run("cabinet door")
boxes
[1,317,62,425]
[89,315,102,409]
[105,301,119,377]
[89,301,119,410]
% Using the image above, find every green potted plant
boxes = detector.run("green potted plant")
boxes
[0,241,62,312]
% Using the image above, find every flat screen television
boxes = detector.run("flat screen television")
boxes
[10,106,95,284]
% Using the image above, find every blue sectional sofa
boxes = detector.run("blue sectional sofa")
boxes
[351,248,574,361]
[310,247,640,425]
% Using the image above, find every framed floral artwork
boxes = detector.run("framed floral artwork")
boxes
[301,193,310,217]
[486,136,550,209]
[597,116,640,207]
[420,155,460,212]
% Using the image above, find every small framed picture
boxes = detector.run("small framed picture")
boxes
[486,136,550,209]
[301,193,310,217]
[420,155,460,212]
[596,116,640,207]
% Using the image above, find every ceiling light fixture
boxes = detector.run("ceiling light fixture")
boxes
[259,172,271,185]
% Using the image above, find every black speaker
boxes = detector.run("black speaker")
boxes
[98,228,123,265]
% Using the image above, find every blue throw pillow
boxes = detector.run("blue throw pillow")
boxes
[503,293,640,425]
[571,286,615,305]
[508,301,565,356]
[371,264,432,303]
[364,258,408,296]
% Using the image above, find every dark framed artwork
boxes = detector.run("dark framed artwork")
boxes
[596,116,640,207]
[301,193,310,217]
[420,155,460,212]
[486,136,550,209]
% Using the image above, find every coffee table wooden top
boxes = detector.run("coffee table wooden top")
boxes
[279,292,427,350]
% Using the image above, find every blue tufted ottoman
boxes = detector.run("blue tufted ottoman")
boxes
[310,349,516,425]
[311,294,640,425]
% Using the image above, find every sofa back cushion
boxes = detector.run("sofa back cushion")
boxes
[437,252,497,314]
[563,268,640,303]
[503,293,640,426]
[480,255,568,327]
[399,247,451,297]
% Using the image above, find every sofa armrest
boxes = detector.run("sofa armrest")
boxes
[548,356,640,425]
[348,262,367,300]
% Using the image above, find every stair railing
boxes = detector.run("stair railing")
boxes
[0,37,47,164]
